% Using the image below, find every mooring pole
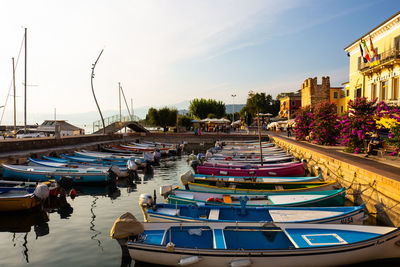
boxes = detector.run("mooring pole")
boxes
[257,113,264,166]
[91,49,106,134]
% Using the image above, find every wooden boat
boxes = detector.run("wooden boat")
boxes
[140,203,366,224]
[0,187,41,211]
[111,217,400,266]
[202,161,300,168]
[74,150,152,163]
[205,158,295,165]
[193,173,323,183]
[184,179,338,194]
[196,163,305,177]
[162,187,347,207]
[30,157,128,171]
[2,164,112,184]
[201,161,302,170]
[206,155,295,164]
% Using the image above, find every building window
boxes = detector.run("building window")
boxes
[395,35,400,50]
[381,80,388,100]
[333,92,338,99]
[371,83,377,100]
[393,77,399,99]
[356,88,362,98]
[346,90,349,97]
[292,101,295,106]
[340,106,344,113]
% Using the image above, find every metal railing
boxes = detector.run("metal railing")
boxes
[92,114,140,133]
[359,48,400,71]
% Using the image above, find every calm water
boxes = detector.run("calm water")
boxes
[1,156,399,267]
[0,156,191,267]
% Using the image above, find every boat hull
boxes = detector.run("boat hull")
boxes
[126,223,400,267]
[197,164,305,177]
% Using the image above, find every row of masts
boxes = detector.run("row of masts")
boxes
[9,28,27,135]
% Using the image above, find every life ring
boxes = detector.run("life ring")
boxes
[224,157,232,161]
[206,197,223,203]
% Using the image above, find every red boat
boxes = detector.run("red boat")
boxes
[196,163,305,177]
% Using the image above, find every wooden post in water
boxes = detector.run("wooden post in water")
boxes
[12,57,16,136]
[119,82,122,122]
[257,113,263,166]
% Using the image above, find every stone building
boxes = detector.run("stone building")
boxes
[300,76,347,113]
[301,76,331,107]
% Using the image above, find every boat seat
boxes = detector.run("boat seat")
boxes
[228,184,236,189]
[213,229,227,249]
[275,185,284,190]
[223,195,232,204]
[208,209,220,220]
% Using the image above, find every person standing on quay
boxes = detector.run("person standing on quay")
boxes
[287,124,292,138]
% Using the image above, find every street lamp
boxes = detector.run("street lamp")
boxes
[231,94,236,122]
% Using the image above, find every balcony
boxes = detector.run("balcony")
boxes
[359,48,400,73]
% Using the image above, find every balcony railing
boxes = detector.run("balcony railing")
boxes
[359,48,400,71]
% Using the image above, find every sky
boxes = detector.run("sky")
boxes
[1,0,400,125]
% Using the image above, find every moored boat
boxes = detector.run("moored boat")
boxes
[2,164,112,184]
[140,202,366,224]
[110,215,400,267]
[162,186,347,207]
[196,163,305,177]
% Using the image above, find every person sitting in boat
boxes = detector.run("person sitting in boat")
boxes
[365,132,383,157]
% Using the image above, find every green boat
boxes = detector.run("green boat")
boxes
[160,186,347,207]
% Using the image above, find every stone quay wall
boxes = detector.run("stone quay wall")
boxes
[272,136,400,227]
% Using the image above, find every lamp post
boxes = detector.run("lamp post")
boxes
[231,94,236,123]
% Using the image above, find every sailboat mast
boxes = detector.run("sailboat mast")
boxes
[24,27,27,133]
[12,57,16,136]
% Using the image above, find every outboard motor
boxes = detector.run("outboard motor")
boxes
[58,176,75,190]
[180,171,195,190]
[108,165,121,184]
[127,159,139,183]
[189,160,199,173]
[34,183,50,200]
[154,149,161,161]
[138,193,155,222]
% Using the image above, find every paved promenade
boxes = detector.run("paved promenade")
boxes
[269,131,400,182]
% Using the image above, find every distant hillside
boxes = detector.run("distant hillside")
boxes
[225,104,245,114]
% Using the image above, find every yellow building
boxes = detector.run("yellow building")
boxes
[330,87,347,114]
[344,12,400,105]
[300,76,347,114]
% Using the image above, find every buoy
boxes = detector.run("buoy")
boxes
[206,197,223,203]
[69,188,77,199]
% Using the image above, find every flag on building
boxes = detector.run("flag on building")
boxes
[359,43,368,63]
[361,39,371,62]
[369,37,378,59]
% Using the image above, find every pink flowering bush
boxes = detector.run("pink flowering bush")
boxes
[294,106,314,141]
[376,101,400,156]
[340,97,377,153]
[310,101,340,145]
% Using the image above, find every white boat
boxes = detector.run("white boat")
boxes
[110,215,400,267]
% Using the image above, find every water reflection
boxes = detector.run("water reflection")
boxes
[90,196,103,251]
[0,209,49,263]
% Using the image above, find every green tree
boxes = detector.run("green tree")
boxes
[146,107,177,132]
[244,91,280,118]
[189,98,226,119]
[178,115,192,130]
[276,92,294,100]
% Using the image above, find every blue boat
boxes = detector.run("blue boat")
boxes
[29,157,128,171]
[2,164,112,184]
[110,215,400,266]
[140,203,366,224]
